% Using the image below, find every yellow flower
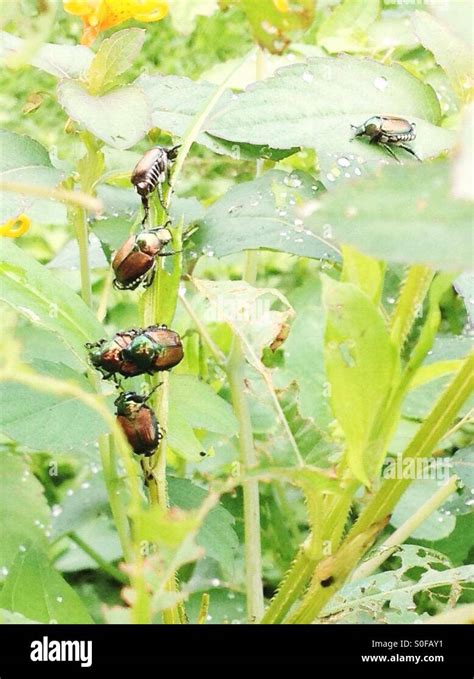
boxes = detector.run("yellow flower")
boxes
[0,214,31,238]
[272,0,289,12]
[63,0,169,46]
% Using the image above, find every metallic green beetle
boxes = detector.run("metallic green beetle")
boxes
[351,115,420,162]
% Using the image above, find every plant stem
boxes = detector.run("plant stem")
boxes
[261,482,356,624]
[351,474,459,581]
[99,435,134,563]
[69,532,128,585]
[225,52,266,619]
[197,593,210,624]
[73,206,92,307]
[227,343,264,622]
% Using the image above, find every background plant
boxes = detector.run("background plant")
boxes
[0,0,472,626]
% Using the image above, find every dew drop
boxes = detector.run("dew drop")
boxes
[66,489,74,497]
[284,174,302,188]
[56,596,63,603]
[294,218,304,232]
[374,76,388,91]
[206,614,213,621]
[354,167,362,176]
[19,545,26,553]
[302,71,314,83]
[211,578,220,587]
[326,173,336,182]
[337,157,350,168]
[1,566,9,576]
[49,619,58,624]
[81,482,90,490]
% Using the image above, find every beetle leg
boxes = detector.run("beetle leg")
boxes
[143,382,163,402]
[380,143,401,163]
[157,249,182,257]
[143,264,156,288]
[157,182,166,211]
[141,196,150,227]
[398,144,421,161]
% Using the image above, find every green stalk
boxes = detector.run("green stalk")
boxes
[261,482,356,624]
[69,532,128,585]
[73,206,92,308]
[227,342,264,622]
[285,354,474,623]
[99,435,133,562]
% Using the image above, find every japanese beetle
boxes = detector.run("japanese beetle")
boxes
[350,116,420,162]
[123,325,184,372]
[131,145,180,222]
[115,390,162,457]
[86,329,142,379]
[112,225,177,291]
[86,325,184,380]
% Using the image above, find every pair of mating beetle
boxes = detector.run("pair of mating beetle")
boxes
[87,324,184,458]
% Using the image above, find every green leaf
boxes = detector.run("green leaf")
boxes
[391,479,456,540]
[52,473,109,540]
[87,29,145,95]
[443,447,474,516]
[0,129,51,170]
[275,383,336,467]
[322,276,400,484]
[0,545,93,623]
[206,56,452,177]
[165,411,204,461]
[138,73,298,160]
[274,278,333,428]
[168,374,238,461]
[0,452,50,575]
[0,31,93,78]
[317,0,380,54]
[325,544,472,622]
[55,518,122,573]
[57,80,151,150]
[416,513,474,566]
[168,477,238,573]
[170,374,238,435]
[195,170,337,259]
[412,10,473,104]
[0,130,66,224]
[192,278,294,371]
[0,240,104,362]
[0,361,110,454]
[303,161,473,271]
[341,244,385,305]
